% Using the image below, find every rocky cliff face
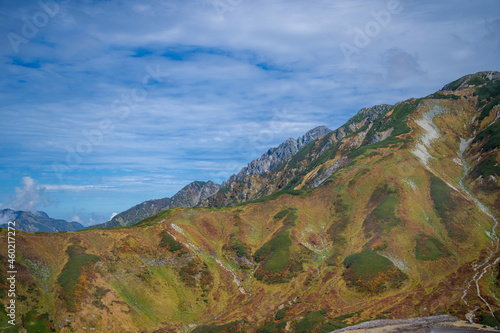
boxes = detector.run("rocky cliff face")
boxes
[442,71,500,91]
[0,209,84,232]
[223,125,332,185]
[92,180,220,228]
[169,180,221,207]
[203,104,393,207]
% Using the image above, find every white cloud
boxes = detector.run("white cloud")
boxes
[8,176,45,212]
[71,215,82,223]
[0,210,16,225]
[42,184,112,191]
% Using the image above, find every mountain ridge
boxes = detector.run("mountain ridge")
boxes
[0,208,84,232]
[222,125,333,186]
[202,103,394,207]
[91,180,221,228]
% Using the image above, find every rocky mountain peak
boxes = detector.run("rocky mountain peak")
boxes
[223,125,332,185]
[441,71,500,91]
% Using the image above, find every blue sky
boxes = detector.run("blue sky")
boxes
[0,0,499,226]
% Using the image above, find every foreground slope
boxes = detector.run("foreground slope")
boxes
[1,71,499,333]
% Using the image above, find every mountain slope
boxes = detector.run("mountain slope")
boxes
[2,71,500,333]
[203,104,392,207]
[96,126,331,228]
[223,125,332,184]
[92,180,220,228]
[0,209,84,232]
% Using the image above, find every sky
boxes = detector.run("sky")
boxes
[0,0,499,226]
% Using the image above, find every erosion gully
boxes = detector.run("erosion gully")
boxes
[458,138,500,322]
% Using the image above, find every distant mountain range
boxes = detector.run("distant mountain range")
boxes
[90,180,221,228]
[0,209,84,233]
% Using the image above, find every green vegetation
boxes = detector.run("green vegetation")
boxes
[254,231,292,263]
[473,121,500,152]
[445,77,465,91]
[471,155,500,179]
[469,76,490,86]
[228,239,249,259]
[192,321,245,333]
[477,311,500,328]
[23,311,53,333]
[57,245,99,311]
[273,208,290,220]
[291,310,358,333]
[325,196,350,266]
[429,92,460,100]
[273,206,298,226]
[238,189,310,206]
[136,209,174,227]
[259,321,287,333]
[0,302,21,332]
[343,249,407,293]
[254,231,302,283]
[275,307,290,321]
[348,169,369,186]
[415,233,450,261]
[159,230,183,252]
[474,80,500,103]
[478,96,500,122]
[349,99,421,160]
[363,184,401,236]
[179,261,212,289]
[0,272,5,298]
[91,286,110,310]
[429,175,465,241]
[295,310,328,333]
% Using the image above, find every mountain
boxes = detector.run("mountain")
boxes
[223,125,332,184]
[2,71,499,332]
[91,180,221,228]
[203,104,392,206]
[0,209,84,233]
[95,126,331,228]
